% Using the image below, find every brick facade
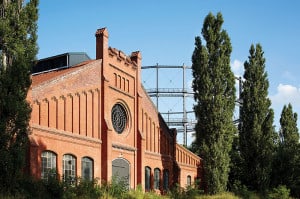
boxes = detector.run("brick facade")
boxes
[27,27,202,191]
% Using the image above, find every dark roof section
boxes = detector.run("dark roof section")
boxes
[32,52,91,74]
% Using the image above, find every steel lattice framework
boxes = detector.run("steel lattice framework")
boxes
[142,64,242,146]
[142,64,195,146]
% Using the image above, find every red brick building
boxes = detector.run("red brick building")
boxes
[27,27,201,191]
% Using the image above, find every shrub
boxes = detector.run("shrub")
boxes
[59,177,103,199]
[44,175,64,199]
[168,181,203,199]
[15,175,63,199]
[124,184,144,199]
[73,178,101,199]
[230,180,258,199]
[195,192,240,199]
[0,194,25,199]
[100,176,129,198]
[268,185,291,199]
[18,177,48,199]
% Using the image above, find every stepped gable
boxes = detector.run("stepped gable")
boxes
[108,47,139,67]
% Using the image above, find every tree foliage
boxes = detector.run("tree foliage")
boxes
[0,0,38,194]
[279,104,299,146]
[272,103,300,196]
[191,12,236,194]
[239,44,275,192]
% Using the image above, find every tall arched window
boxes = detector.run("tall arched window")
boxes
[63,154,76,184]
[112,158,130,189]
[187,175,192,186]
[163,169,169,191]
[145,166,151,191]
[154,168,160,189]
[41,151,57,180]
[82,157,93,181]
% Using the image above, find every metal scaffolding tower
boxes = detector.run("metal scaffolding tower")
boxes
[142,64,243,146]
[141,64,196,146]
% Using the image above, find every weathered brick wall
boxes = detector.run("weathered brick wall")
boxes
[29,59,103,179]
[27,27,201,191]
[175,143,202,187]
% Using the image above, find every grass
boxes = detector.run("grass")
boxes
[97,191,241,199]
[195,192,241,199]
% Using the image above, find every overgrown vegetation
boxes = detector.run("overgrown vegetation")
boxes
[0,177,294,199]
[0,177,184,199]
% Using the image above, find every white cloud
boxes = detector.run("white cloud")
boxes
[270,84,300,109]
[269,84,300,129]
[231,59,244,77]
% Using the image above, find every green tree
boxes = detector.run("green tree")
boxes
[0,0,38,194]
[279,104,299,146]
[191,12,236,194]
[239,44,275,192]
[272,103,300,196]
[228,134,243,191]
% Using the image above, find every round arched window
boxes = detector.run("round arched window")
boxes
[111,103,127,134]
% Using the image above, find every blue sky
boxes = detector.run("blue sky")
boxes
[37,1,300,140]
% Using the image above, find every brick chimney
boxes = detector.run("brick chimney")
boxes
[95,27,109,60]
[131,51,142,97]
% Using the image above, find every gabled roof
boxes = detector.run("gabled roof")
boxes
[31,60,96,87]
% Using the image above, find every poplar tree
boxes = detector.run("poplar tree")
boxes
[0,0,38,194]
[279,104,299,146]
[272,103,300,196]
[192,12,236,194]
[239,44,275,192]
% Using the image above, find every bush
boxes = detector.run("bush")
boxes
[0,194,26,199]
[230,180,259,199]
[186,183,203,198]
[60,177,102,199]
[168,181,203,199]
[45,175,64,199]
[73,178,101,199]
[195,192,240,199]
[18,177,48,199]
[100,176,129,198]
[124,184,144,199]
[268,185,291,199]
[12,175,63,199]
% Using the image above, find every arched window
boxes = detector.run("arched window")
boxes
[41,151,57,180]
[154,168,160,189]
[187,175,192,186]
[112,158,130,189]
[63,154,76,184]
[163,169,169,191]
[145,166,151,191]
[82,157,93,181]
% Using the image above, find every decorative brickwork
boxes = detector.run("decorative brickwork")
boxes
[27,27,202,192]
